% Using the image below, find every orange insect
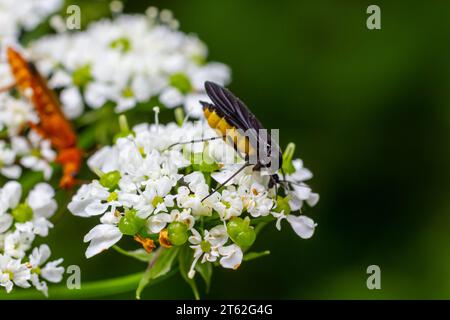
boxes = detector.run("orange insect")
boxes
[5,47,83,189]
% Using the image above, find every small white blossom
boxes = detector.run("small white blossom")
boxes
[188,225,229,279]
[0,0,63,41]
[213,187,243,220]
[0,90,38,136]
[0,141,21,179]
[146,208,194,234]
[29,13,230,117]
[4,230,34,259]
[12,131,56,180]
[28,244,64,297]
[218,244,243,270]
[19,183,57,237]
[0,254,31,293]
[273,213,317,239]
[239,182,274,218]
[285,159,320,211]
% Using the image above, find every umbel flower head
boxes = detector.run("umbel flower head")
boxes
[29,9,231,118]
[68,111,319,296]
[0,0,66,297]
[0,0,62,41]
[0,182,64,295]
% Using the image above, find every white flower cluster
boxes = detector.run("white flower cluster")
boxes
[0,181,64,295]
[0,0,62,41]
[30,10,231,119]
[0,0,65,296]
[68,119,318,278]
[0,83,57,180]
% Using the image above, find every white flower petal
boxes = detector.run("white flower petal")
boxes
[0,181,22,210]
[219,244,243,270]
[60,87,83,119]
[0,214,13,233]
[286,215,317,239]
[83,224,123,258]
[85,201,109,216]
[41,258,64,283]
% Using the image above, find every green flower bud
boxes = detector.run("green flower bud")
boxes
[118,209,145,236]
[113,115,135,142]
[227,217,245,240]
[167,222,189,246]
[174,107,185,127]
[226,217,256,247]
[235,228,256,247]
[100,170,121,190]
[282,142,296,174]
[12,203,33,223]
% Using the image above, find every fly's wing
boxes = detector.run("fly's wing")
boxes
[203,81,282,169]
[203,81,264,148]
[204,81,264,131]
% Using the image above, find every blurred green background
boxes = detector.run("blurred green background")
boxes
[22,0,450,299]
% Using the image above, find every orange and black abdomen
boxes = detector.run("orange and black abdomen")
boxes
[203,106,256,157]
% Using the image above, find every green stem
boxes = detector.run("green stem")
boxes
[1,268,178,300]
[255,221,269,235]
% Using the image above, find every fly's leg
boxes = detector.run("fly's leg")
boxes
[166,135,224,149]
[201,163,252,202]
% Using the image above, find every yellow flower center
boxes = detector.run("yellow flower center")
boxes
[107,192,118,202]
[152,196,164,207]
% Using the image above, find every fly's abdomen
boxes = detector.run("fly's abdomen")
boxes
[204,107,256,156]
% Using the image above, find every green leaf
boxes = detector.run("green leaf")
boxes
[195,260,213,293]
[150,247,180,279]
[136,247,179,299]
[178,246,200,300]
[243,250,271,262]
[113,246,154,262]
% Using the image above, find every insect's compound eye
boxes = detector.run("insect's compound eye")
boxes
[71,172,78,177]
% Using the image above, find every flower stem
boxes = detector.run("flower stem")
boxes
[1,268,178,300]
